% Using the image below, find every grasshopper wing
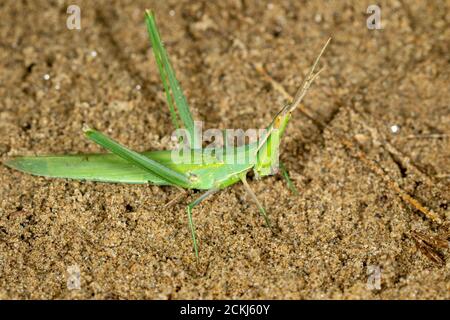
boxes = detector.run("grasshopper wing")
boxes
[145,10,197,145]
[4,152,172,185]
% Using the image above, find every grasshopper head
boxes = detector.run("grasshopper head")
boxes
[253,38,330,178]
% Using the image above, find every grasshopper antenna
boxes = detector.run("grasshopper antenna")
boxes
[285,37,331,115]
[257,38,331,153]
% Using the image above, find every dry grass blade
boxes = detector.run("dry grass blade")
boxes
[411,230,447,265]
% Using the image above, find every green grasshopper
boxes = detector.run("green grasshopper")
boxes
[5,10,329,259]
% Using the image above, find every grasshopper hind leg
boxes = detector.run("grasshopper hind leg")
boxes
[186,188,218,260]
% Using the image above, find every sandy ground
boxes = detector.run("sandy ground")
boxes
[0,0,449,299]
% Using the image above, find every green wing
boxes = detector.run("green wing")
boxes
[145,10,198,146]
[4,150,215,185]
[4,151,174,184]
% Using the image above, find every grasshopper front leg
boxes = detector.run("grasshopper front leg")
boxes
[279,161,299,195]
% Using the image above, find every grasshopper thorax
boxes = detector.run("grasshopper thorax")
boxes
[253,111,292,178]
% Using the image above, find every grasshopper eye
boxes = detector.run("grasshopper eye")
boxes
[274,116,282,128]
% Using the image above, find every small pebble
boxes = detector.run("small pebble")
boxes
[135,84,142,91]
[314,13,323,23]
[43,74,50,81]
[390,125,400,134]
[354,133,369,145]
[169,10,175,17]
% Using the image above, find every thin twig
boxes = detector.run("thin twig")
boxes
[404,134,448,140]
[164,186,188,208]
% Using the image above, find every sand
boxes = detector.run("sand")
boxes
[0,0,449,299]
